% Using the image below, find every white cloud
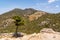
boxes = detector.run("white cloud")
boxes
[56,5,59,8]
[48,0,57,3]
[36,3,48,6]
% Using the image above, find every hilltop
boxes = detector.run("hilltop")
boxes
[0,8,60,34]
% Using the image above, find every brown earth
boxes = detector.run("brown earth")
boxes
[29,11,46,21]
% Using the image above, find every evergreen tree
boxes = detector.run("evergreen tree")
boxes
[12,16,24,37]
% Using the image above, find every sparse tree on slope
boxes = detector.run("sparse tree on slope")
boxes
[12,16,24,37]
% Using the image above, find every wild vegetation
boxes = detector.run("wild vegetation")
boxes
[0,8,60,34]
[12,16,24,37]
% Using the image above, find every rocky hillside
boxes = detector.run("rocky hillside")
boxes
[0,8,60,34]
[29,11,46,21]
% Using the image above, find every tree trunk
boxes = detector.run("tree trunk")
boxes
[16,26,18,34]
[15,26,18,37]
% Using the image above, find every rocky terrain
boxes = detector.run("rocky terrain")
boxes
[29,11,46,21]
[0,28,60,40]
[0,8,60,35]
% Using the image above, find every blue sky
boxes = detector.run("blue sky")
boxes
[0,0,60,14]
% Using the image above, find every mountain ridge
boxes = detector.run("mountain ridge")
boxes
[0,8,60,34]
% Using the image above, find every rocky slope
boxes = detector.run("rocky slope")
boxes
[0,28,60,40]
[29,11,46,21]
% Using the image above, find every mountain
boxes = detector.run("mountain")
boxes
[0,8,60,34]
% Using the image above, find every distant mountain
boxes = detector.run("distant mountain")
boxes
[0,8,60,34]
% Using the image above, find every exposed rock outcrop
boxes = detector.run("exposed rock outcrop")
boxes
[0,19,14,28]
[0,28,60,40]
[29,11,46,21]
